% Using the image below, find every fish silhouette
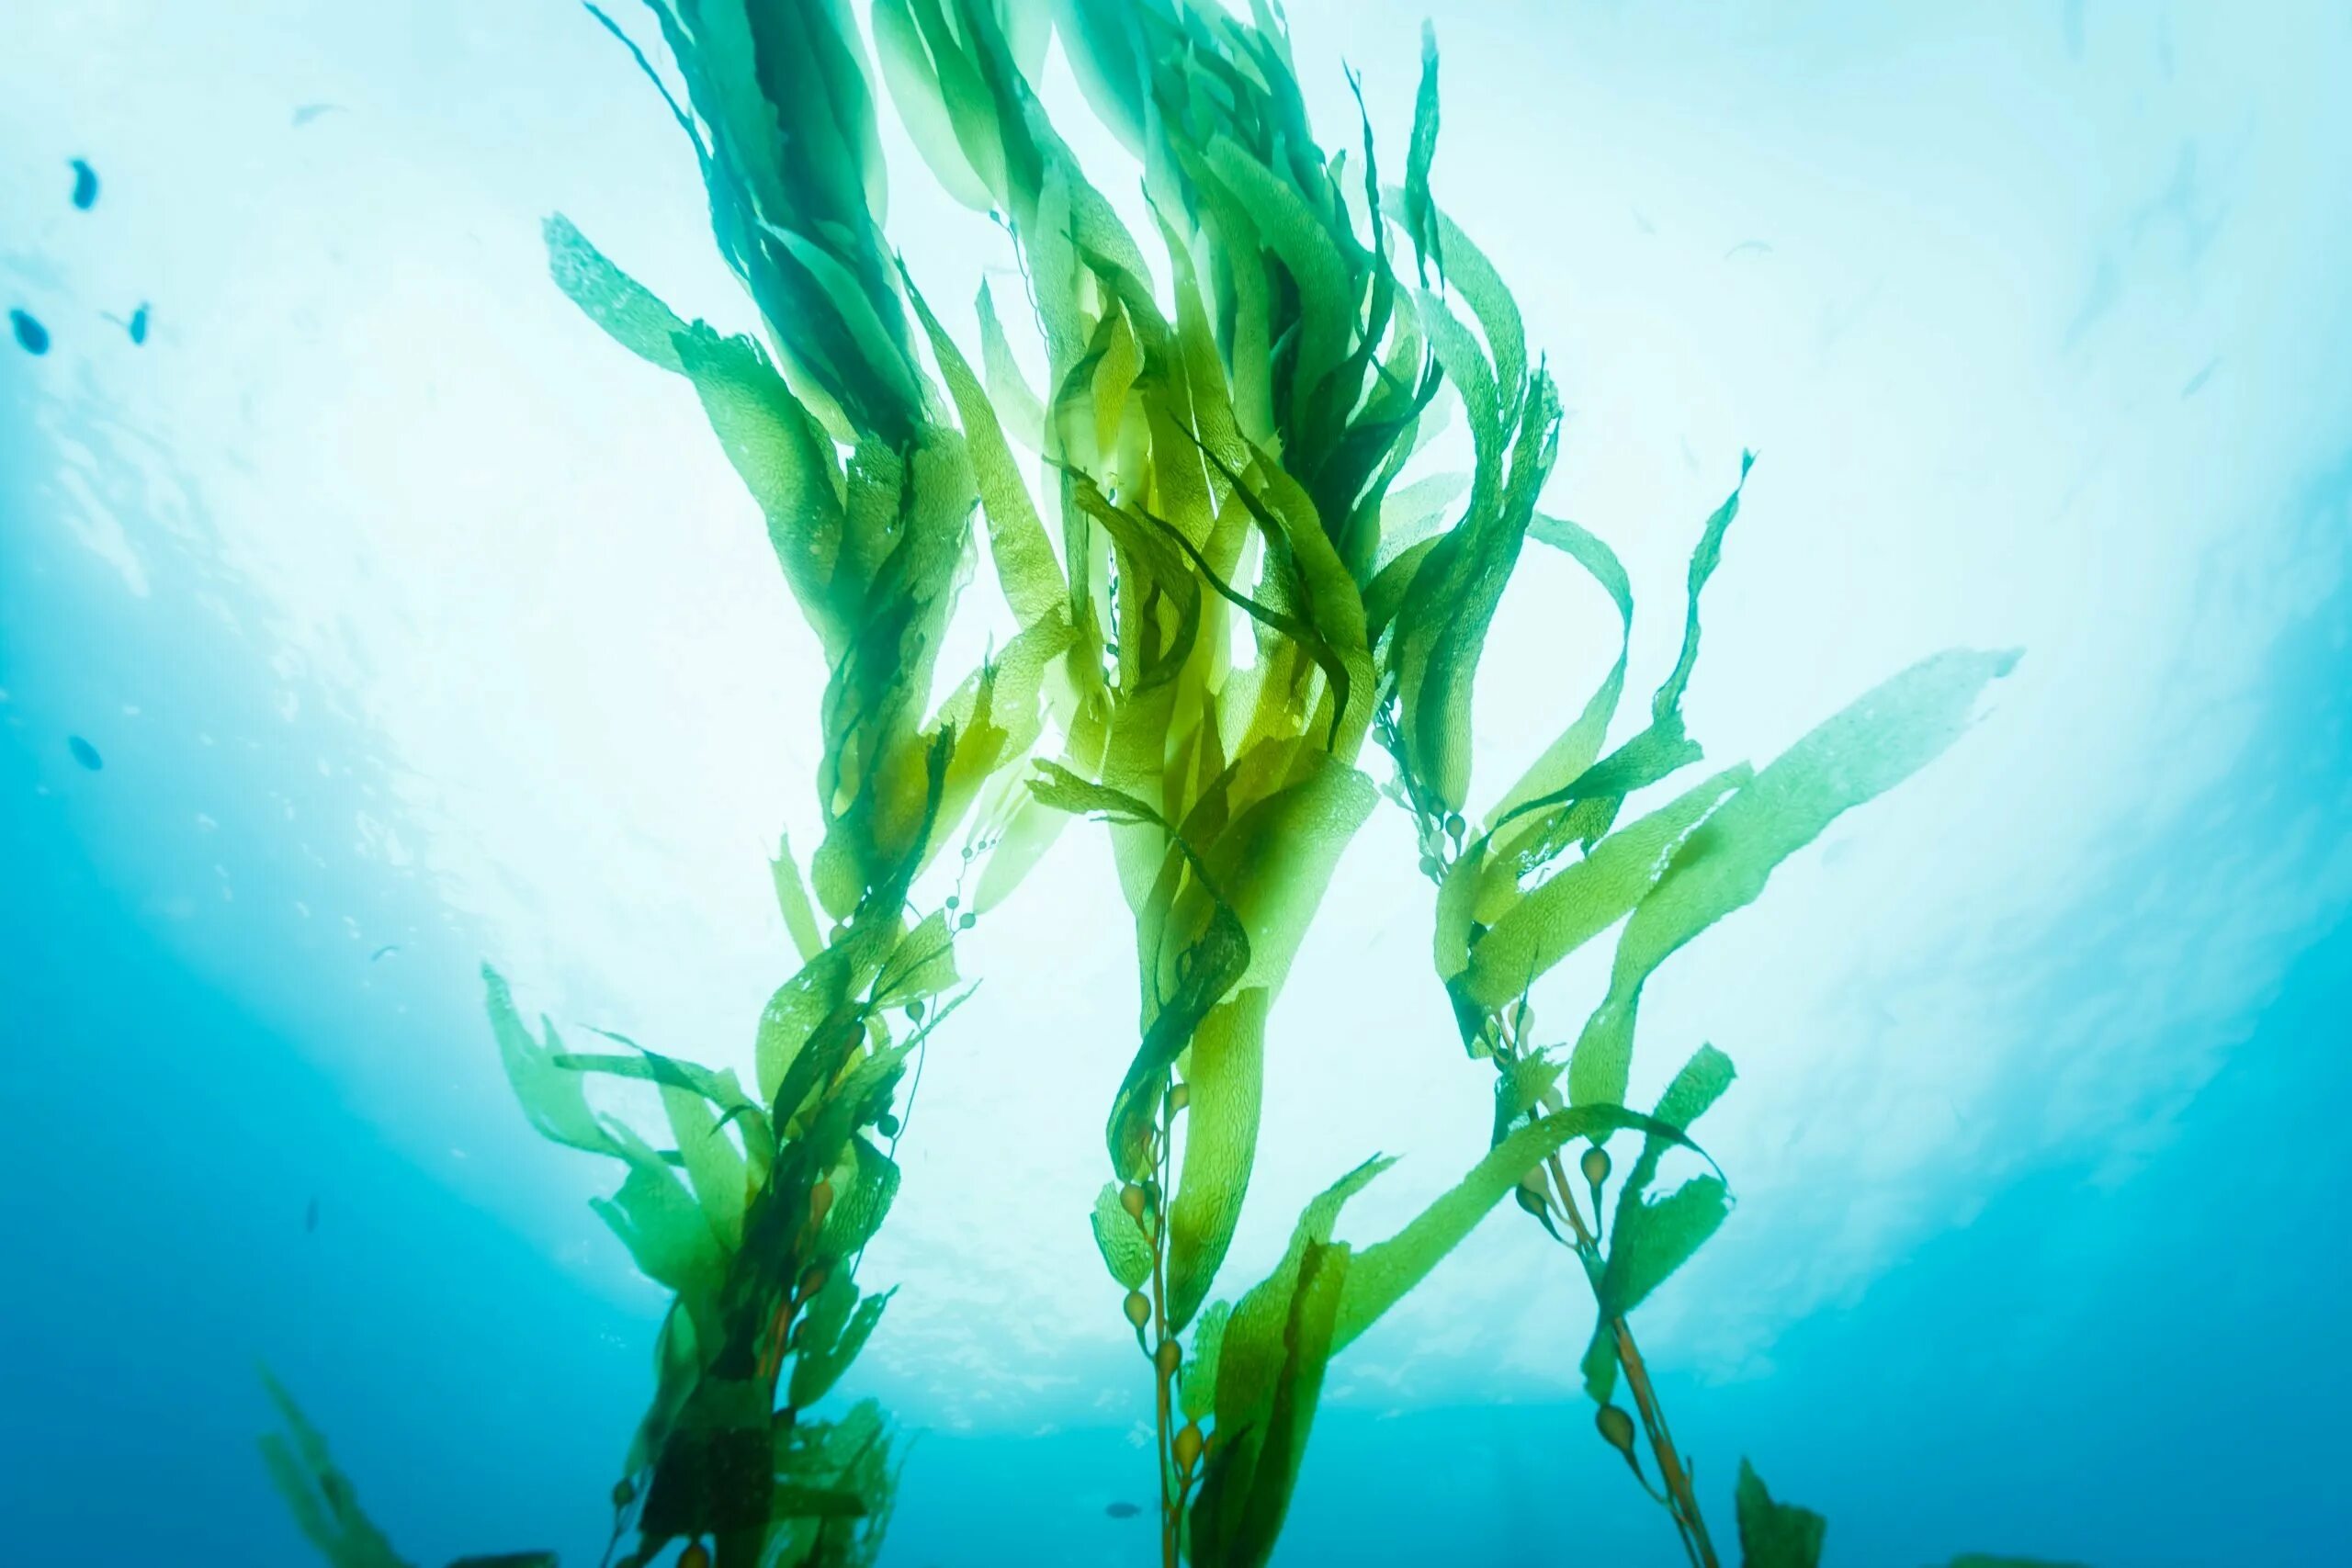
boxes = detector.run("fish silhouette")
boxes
[70,158,98,209]
[10,310,49,355]
[67,735,103,771]
[1104,1501,1142,1518]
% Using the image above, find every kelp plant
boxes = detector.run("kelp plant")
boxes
[1348,32,2031,1568]
[859,4,1721,1566]
[272,3,1074,1567]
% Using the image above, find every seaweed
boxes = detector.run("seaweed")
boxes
[256,5,2096,1565]
[1351,29,2036,1568]
[860,6,1734,1563]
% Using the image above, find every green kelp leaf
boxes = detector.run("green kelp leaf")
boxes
[1735,1459,1827,1568]
[870,0,996,212]
[1090,1180,1154,1291]
[1192,1239,1349,1568]
[1109,887,1249,1180]
[1180,1299,1230,1423]
[592,1120,727,1306]
[656,1060,751,1251]
[1027,759,1165,826]
[1203,136,1351,404]
[1656,451,1752,724]
[1401,22,1442,286]
[1618,1043,1736,1208]
[1330,1102,1712,1355]
[1486,513,1634,837]
[258,1371,416,1568]
[756,917,894,1110]
[791,1281,895,1410]
[672,325,849,653]
[906,276,1065,626]
[544,214,688,374]
[771,833,826,964]
[1490,460,1753,874]
[1598,1174,1730,1318]
[484,965,613,1158]
[1207,757,1380,995]
[1461,764,1749,1009]
[1212,1156,1391,1437]
[815,1135,902,1263]
[1428,209,1526,421]
[1373,471,1468,570]
[1569,647,2019,1108]
[873,909,959,1008]
[1165,987,1272,1330]
[1579,1322,1618,1405]
[978,282,1046,452]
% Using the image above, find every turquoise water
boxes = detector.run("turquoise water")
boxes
[5,4,2349,1566]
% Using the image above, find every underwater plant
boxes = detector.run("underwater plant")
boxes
[854,4,1737,1564]
[255,4,2097,1568]
[476,1,1091,1563]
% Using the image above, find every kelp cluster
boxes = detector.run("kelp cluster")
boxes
[258,4,2082,1568]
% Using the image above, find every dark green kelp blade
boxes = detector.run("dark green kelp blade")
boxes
[1735,1459,1827,1568]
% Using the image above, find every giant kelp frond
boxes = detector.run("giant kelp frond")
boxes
[491,4,1094,1564]
[258,1373,416,1568]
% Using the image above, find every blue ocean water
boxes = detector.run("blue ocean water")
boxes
[5,4,2349,1567]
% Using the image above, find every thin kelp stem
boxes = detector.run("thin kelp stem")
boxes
[1535,1155,1718,1568]
[1150,1119,1182,1568]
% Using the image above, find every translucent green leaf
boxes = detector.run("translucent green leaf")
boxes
[672,325,848,653]
[1192,1238,1349,1568]
[1401,22,1442,286]
[1599,1174,1730,1318]
[978,281,1047,452]
[1180,1299,1229,1423]
[1462,764,1748,1010]
[1569,648,2019,1107]
[257,1371,415,1568]
[791,1283,894,1410]
[1735,1459,1827,1568]
[873,910,959,1008]
[1089,1180,1153,1290]
[1487,513,1634,837]
[771,832,825,964]
[1166,988,1272,1330]
[483,965,613,1158]
[1207,757,1379,995]
[543,214,689,374]
[870,0,996,212]
[1331,1101,1712,1355]
[590,1120,726,1305]
[906,276,1066,626]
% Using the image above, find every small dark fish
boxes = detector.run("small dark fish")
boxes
[10,310,49,355]
[66,735,103,771]
[2180,357,2221,399]
[70,158,98,209]
[369,942,401,963]
[306,1196,319,1233]
[291,103,342,128]
[128,303,150,344]
[1724,239,1773,261]
[1104,1502,1142,1519]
